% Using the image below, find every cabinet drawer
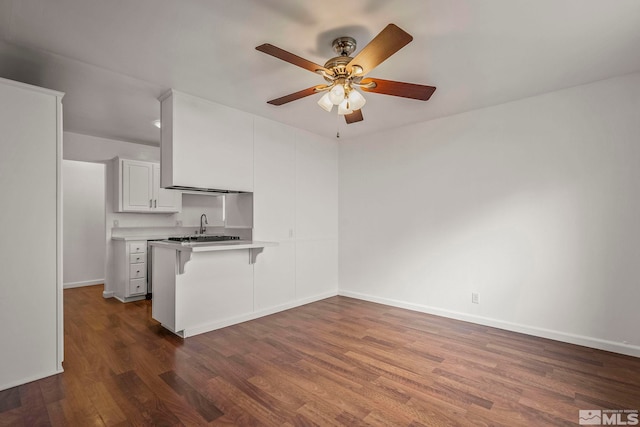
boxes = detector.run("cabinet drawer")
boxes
[130,263,146,279]
[130,253,146,264]
[129,278,147,295]
[129,242,147,254]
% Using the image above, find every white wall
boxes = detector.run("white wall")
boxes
[63,160,105,288]
[339,72,640,357]
[64,131,160,163]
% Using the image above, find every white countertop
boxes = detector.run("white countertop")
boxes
[111,234,174,241]
[149,240,277,253]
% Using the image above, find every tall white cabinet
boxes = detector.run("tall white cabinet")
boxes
[0,77,64,390]
[294,129,339,301]
[253,117,339,311]
[253,117,297,311]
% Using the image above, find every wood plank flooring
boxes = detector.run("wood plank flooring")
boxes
[1,285,639,426]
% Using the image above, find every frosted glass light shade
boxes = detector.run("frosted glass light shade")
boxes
[338,99,353,115]
[347,90,366,110]
[329,84,345,105]
[317,92,333,112]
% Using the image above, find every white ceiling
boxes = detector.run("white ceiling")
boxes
[1,0,639,145]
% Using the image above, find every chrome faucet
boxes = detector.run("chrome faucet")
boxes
[199,213,208,235]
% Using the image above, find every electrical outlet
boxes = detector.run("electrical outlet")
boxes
[472,293,479,304]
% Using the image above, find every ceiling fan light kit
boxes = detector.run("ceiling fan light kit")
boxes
[256,24,436,125]
[317,92,334,112]
[329,83,346,104]
[347,89,366,109]
[338,100,353,116]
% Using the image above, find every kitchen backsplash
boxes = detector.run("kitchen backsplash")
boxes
[111,226,252,240]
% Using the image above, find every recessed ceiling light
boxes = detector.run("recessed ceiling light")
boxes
[152,119,161,129]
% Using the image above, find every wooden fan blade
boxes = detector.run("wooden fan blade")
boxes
[360,78,436,101]
[267,85,326,106]
[256,43,330,75]
[347,24,413,76]
[345,109,364,124]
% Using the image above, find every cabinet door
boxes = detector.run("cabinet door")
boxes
[122,160,153,211]
[253,117,295,241]
[0,78,62,390]
[153,164,181,212]
[160,90,254,192]
[254,242,295,312]
[295,131,339,240]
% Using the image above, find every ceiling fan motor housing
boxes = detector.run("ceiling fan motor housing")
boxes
[323,55,352,82]
[332,36,357,56]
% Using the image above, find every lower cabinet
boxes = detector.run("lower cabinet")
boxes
[253,242,295,312]
[114,240,148,302]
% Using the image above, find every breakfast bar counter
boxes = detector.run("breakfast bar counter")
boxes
[149,240,277,337]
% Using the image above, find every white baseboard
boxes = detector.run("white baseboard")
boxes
[294,290,339,307]
[0,367,64,392]
[113,294,145,303]
[339,290,640,359]
[63,279,104,289]
[102,290,114,298]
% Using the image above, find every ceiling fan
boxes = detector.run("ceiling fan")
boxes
[256,24,436,124]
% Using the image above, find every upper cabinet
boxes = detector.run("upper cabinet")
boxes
[159,90,254,193]
[115,158,181,213]
[153,164,182,211]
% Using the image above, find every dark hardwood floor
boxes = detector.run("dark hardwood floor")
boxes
[1,285,639,426]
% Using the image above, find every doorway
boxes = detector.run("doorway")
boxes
[62,160,106,288]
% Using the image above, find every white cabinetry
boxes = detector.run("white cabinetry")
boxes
[114,240,148,302]
[121,159,152,211]
[153,163,180,211]
[253,118,296,311]
[253,117,295,242]
[159,89,254,192]
[294,130,339,300]
[0,77,63,390]
[115,158,181,213]
[295,130,339,241]
[254,241,296,312]
[252,118,339,309]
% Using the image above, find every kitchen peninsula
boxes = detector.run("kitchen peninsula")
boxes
[150,239,276,337]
